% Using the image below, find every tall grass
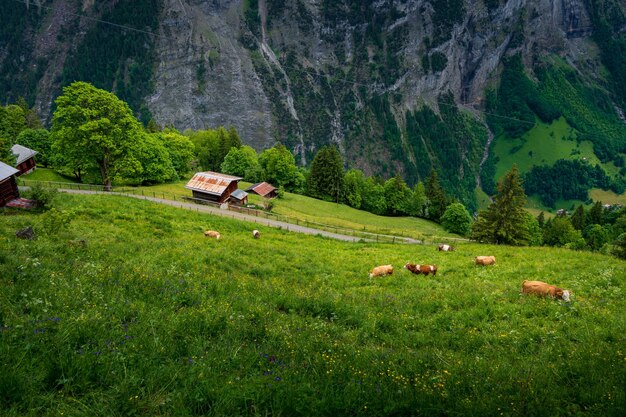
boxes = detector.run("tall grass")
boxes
[1,193,624,415]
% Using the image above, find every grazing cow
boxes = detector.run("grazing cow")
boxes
[404,263,438,276]
[438,244,454,252]
[252,229,261,239]
[475,256,496,265]
[369,265,393,278]
[204,230,221,240]
[522,280,571,302]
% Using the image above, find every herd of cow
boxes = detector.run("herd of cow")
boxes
[369,244,571,302]
[204,230,571,302]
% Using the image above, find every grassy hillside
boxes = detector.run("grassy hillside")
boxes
[20,174,456,241]
[1,194,624,416]
[265,191,458,240]
[493,117,600,181]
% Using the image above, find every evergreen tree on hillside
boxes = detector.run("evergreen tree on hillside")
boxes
[571,204,586,230]
[470,165,530,245]
[589,201,604,225]
[307,145,344,202]
[536,211,545,228]
[425,169,447,221]
[17,97,41,129]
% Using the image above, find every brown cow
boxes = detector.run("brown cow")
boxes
[369,265,393,278]
[522,280,571,302]
[438,244,454,252]
[204,230,221,240]
[475,256,496,265]
[404,263,438,276]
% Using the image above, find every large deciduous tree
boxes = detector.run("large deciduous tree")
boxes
[16,128,51,167]
[470,165,530,245]
[384,175,411,216]
[51,82,144,189]
[307,145,344,202]
[441,202,473,236]
[154,129,195,177]
[258,144,304,192]
[342,169,365,209]
[221,145,260,181]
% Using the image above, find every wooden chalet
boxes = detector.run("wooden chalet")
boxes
[11,144,38,176]
[185,171,243,204]
[0,161,20,207]
[246,182,277,199]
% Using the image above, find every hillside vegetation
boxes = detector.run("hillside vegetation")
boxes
[1,194,624,416]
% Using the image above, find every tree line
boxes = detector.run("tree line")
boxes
[2,81,625,259]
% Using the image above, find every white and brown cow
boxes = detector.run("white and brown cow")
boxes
[404,263,438,276]
[252,229,261,239]
[522,280,571,302]
[438,244,455,252]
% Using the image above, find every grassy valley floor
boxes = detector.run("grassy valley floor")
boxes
[1,194,624,416]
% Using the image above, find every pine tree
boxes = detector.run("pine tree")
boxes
[470,165,530,245]
[589,201,604,225]
[536,211,545,228]
[571,204,586,230]
[307,145,344,202]
[425,169,447,221]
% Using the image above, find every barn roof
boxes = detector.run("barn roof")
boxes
[184,171,243,196]
[230,189,248,201]
[0,161,19,181]
[246,182,277,197]
[11,144,38,166]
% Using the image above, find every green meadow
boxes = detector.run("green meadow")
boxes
[1,194,624,416]
[493,117,600,181]
[266,192,459,241]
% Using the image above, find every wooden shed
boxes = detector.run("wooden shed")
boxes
[185,171,243,204]
[229,189,248,205]
[11,144,38,176]
[0,161,20,207]
[246,182,278,199]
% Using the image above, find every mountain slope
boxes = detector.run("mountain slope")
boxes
[1,0,625,209]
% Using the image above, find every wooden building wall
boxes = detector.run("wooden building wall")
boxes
[16,158,36,176]
[0,176,19,206]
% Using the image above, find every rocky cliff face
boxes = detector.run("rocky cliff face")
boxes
[141,0,602,161]
[2,0,623,205]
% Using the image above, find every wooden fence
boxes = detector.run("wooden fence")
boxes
[17,179,469,245]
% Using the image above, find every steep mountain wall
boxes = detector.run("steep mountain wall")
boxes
[1,0,624,207]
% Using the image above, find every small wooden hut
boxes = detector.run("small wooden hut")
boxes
[185,171,243,204]
[0,161,20,207]
[246,182,278,199]
[229,189,248,205]
[11,144,38,176]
